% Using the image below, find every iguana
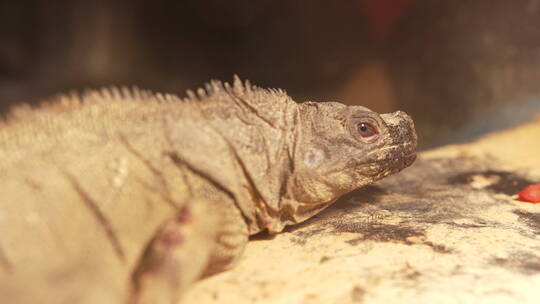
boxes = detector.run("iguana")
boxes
[0,77,417,304]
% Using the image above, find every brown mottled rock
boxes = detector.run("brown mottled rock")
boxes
[184,118,540,304]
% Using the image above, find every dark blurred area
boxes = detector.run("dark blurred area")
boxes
[1,0,540,149]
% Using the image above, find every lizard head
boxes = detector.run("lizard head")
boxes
[290,102,417,205]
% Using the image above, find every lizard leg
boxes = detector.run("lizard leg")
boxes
[202,200,249,277]
[128,203,216,304]
[128,199,248,304]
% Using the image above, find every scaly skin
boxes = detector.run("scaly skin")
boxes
[0,77,417,303]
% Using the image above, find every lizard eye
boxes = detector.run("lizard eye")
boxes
[356,122,379,141]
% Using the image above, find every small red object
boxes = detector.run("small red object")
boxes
[518,184,540,203]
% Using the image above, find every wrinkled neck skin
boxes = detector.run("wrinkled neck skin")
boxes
[267,103,362,233]
[243,103,363,234]
[225,100,354,234]
[247,102,344,234]
[166,88,309,235]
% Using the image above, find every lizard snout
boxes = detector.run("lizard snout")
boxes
[381,111,417,147]
[380,110,418,168]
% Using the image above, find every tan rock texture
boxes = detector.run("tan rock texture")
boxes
[184,118,540,304]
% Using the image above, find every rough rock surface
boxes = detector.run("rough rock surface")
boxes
[184,118,540,304]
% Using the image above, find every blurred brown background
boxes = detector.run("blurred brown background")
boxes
[1,0,540,149]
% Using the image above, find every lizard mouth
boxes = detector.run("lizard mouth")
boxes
[367,153,415,169]
[324,141,417,177]
[360,142,417,176]
[365,142,416,163]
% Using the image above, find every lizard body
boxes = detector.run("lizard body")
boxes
[0,77,416,303]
